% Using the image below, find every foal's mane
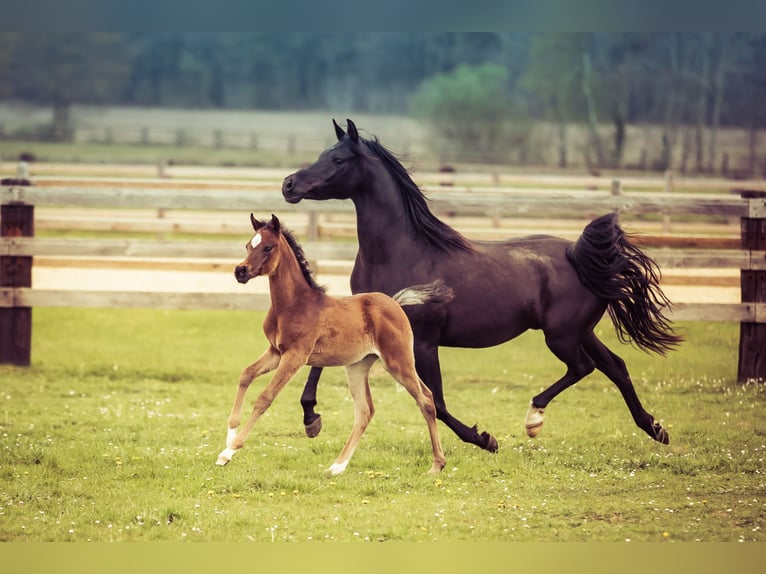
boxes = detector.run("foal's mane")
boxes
[280,225,326,293]
[355,136,473,253]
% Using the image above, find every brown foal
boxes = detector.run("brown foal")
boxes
[216,214,446,475]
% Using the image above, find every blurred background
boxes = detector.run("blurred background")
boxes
[0,32,765,173]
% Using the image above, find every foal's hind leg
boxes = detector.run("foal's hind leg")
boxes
[583,334,669,444]
[328,355,377,475]
[381,349,446,474]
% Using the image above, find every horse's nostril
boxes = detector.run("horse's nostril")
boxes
[283,177,293,191]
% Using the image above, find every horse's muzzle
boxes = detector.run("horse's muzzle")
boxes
[281,175,303,204]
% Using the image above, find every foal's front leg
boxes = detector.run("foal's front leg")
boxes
[216,349,306,466]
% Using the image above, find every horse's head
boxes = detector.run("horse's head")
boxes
[282,118,367,204]
[234,213,282,283]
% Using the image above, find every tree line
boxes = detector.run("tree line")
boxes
[1,32,765,170]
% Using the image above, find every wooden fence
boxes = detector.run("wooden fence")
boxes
[1,182,765,381]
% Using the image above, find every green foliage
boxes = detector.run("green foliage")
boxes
[1,308,763,542]
[410,63,525,161]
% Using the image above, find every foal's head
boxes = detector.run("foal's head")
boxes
[234,214,325,292]
[234,214,283,284]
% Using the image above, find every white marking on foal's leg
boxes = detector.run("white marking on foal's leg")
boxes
[226,427,238,447]
[327,460,349,476]
[525,400,545,438]
[216,446,239,466]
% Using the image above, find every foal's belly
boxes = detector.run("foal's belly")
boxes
[306,346,376,368]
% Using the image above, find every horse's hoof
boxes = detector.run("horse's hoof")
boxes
[525,401,545,438]
[305,415,322,438]
[652,422,670,445]
[215,455,230,466]
[481,432,499,453]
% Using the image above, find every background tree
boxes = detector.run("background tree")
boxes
[1,33,132,141]
[409,63,515,162]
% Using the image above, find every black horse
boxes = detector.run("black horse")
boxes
[282,118,681,452]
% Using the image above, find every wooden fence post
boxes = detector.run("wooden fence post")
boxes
[737,190,766,383]
[0,202,34,365]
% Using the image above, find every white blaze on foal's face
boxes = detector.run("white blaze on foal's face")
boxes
[250,232,262,249]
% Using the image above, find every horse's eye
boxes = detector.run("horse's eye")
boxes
[333,157,343,165]
[263,245,274,253]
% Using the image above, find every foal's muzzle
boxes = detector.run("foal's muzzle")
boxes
[234,265,250,284]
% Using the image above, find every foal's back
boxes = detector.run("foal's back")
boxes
[307,292,413,368]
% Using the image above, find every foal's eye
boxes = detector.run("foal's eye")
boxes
[263,245,274,253]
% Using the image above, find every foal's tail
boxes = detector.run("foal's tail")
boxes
[566,213,683,355]
[393,279,455,307]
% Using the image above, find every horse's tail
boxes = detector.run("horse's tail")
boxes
[566,213,683,355]
[393,279,455,307]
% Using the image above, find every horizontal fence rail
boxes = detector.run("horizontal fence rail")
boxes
[1,180,765,380]
[1,185,750,217]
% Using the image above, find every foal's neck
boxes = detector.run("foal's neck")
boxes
[268,239,320,308]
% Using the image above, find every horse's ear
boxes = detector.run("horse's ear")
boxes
[250,213,262,230]
[346,119,359,144]
[269,213,281,234]
[333,118,345,141]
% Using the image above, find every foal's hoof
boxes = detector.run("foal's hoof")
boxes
[481,432,499,453]
[429,460,446,474]
[304,414,323,438]
[651,422,670,445]
[216,447,237,466]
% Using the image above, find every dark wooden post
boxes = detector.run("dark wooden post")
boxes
[737,190,766,383]
[0,202,34,365]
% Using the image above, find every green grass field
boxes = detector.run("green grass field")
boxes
[1,308,763,542]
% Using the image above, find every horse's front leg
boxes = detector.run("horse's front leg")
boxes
[300,366,324,438]
[216,350,306,466]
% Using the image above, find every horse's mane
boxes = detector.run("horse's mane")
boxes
[281,226,326,293]
[358,136,473,253]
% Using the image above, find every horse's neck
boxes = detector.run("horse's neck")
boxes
[352,178,425,260]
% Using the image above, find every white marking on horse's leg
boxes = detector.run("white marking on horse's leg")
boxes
[525,400,545,437]
[327,460,349,475]
[216,446,239,466]
[226,427,238,448]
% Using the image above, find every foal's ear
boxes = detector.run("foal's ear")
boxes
[333,118,345,141]
[346,118,359,144]
[268,213,281,234]
[250,213,262,231]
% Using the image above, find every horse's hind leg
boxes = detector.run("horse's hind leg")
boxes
[415,342,498,452]
[583,334,669,444]
[328,356,377,475]
[300,366,323,438]
[526,333,596,438]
